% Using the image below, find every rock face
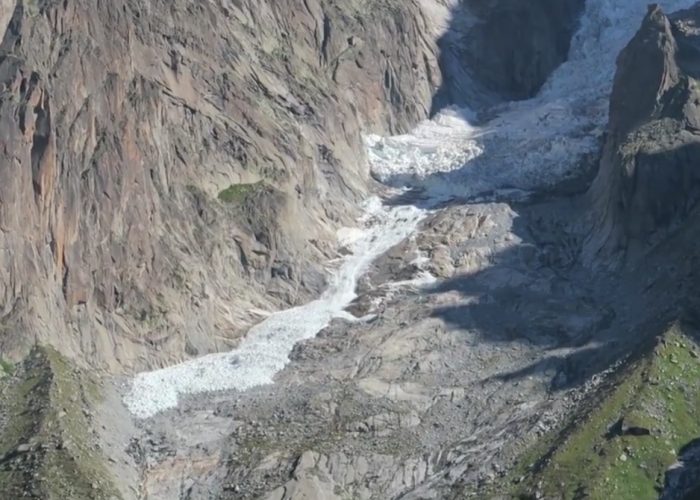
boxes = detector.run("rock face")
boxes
[585,4,700,264]
[663,438,700,500]
[0,0,440,370]
[0,0,592,372]
[433,0,585,110]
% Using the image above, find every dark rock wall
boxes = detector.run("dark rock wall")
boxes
[433,0,585,112]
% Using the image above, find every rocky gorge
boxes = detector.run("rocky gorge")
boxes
[3,0,700,499]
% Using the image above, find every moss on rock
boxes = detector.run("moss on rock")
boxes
[218,182,264,204]
[505,325,700,500]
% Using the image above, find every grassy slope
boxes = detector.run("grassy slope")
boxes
[505,324,700,499]
[0,347,121,499]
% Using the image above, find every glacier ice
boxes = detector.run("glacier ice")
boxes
[125,0,698,418]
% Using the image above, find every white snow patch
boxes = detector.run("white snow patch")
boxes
[365,106,484,186]
[125,196,427,418]
[386,271,438,290]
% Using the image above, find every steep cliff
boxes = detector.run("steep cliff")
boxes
[585,4,700,264]
[0,0,440,371]
[433,0,585,111]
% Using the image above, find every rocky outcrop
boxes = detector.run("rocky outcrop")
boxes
[0,0,441,370]
[433,0,585,110]
[663,438,700,500]
[585,4,700,264]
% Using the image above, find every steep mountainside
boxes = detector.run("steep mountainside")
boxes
[586,3,700,264]
[0,0,439,371]
[506,5,700,498]
[0,0,587,373]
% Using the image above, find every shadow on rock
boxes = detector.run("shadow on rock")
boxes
[430,0,585,115]
[416,196,700,392]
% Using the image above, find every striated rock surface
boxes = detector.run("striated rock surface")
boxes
[586,4,700,264]
[0,0,441,371]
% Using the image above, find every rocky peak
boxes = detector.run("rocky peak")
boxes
[585,4,700,264]
[607,4,680,138]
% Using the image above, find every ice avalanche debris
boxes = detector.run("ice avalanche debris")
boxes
[125,197,426,418]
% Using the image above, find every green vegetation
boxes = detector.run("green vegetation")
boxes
[0,347,120,499]
[270,44,291,63]
[136,300,167,328]
[0,358,13,376]
[218,181,263,204]
[509,325,700,499]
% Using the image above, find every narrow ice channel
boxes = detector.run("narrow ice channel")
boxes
[125,0,697,418]
[125,197,427,418]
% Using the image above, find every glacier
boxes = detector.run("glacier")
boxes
[125,0,698,418]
